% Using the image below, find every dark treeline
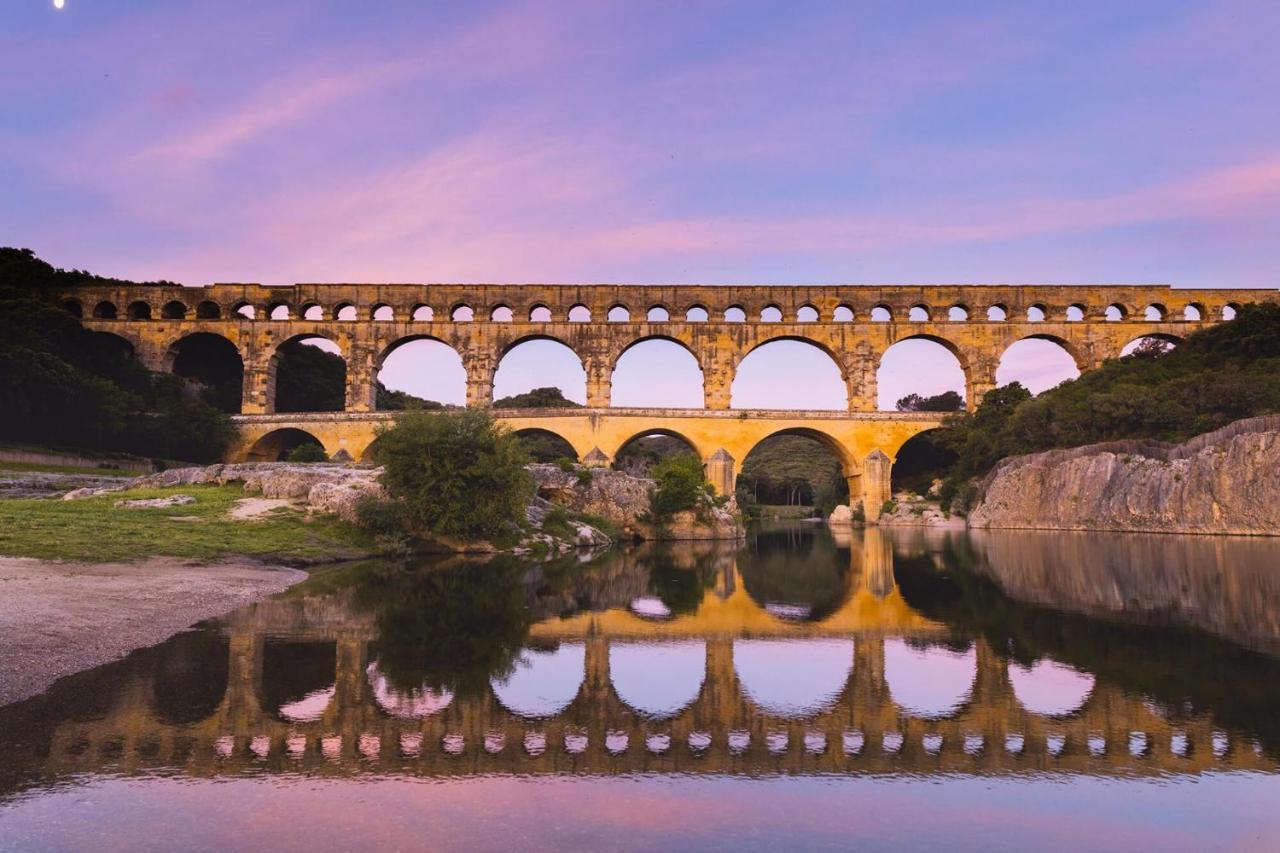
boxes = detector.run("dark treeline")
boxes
[932,303,1280,509]
[0,248,232,462]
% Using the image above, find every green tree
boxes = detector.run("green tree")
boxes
[375,410,532,541]
[896,390,964,412]
[273,341,345,412]
[649,452,706,517]
[493,386,583,408]
[376,382,445,411]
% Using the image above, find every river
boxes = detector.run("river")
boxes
[2,523,1279,851]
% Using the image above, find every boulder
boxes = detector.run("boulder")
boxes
[113,494,196,509]
[828,504,854,526]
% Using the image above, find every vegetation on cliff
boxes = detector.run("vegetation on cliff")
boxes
[493,386,582,408]
[934,303,1280,510]
[0,248,233,462]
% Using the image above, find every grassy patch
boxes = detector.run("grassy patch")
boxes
[0,484,380,563]
[0,461,134,477]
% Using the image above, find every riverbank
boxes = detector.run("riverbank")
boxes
[0,556,306,705]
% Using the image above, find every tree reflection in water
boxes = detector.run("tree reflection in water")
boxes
[739,523,849,621]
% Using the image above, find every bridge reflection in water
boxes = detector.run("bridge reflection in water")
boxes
[3,526,1279,796]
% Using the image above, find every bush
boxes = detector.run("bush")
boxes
[285,442,328,463]
[649,453,706,517]
[374,410,532,541]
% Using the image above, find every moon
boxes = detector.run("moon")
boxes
[54,0,65,9]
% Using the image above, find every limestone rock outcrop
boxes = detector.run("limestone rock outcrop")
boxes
[968,415,1280,535]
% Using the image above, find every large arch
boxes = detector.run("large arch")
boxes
[877,335,966,411]
[1009,659,1095,717]
[734,639,855,717]
[365,661,454,719]
[890,428,956,496]
[610,640,706,719]
[883,639,976,718]
[377,335,466,409]
[732,338,847,410]
[612,428,702,475]
[245,427,326,461]
[996,336,1081,395]
[493,336,586,406]
[490,641,585,718]
[166,332,244,414]
[271,335,346,413]
[611,337,704,408]
[737,428,852,512]
[514,428,579,463]
[1120,333,1182,358]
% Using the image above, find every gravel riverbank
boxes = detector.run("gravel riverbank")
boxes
[0,556,305,706]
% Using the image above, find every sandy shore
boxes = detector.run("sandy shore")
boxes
[0,556,306,706]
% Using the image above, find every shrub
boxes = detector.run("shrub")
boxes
[649,452,706,517]
[881,499,898,516]
[285,442,328,463]
[374,410,532,541]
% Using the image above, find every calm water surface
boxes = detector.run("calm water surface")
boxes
[3,523,1280,852]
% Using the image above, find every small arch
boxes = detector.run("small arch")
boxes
[1183,303,1204,321]
[647,305,670,322]
[833,304,854,322]
[128,301,153,321]
[300,303,324,321]
[246,428,326,462]
[373,303,395,322]
[412,304,435,321]
[685,304,709,322]
[908,304,930,322]
[334,302,357,321]
[530,304,553,322]
[92,300,118,320]
[1066,304,1085,322]
[60,298,83,318]
[1222,303,1240,321]
[607,304,631,322]
[487,305,512,322]
[196,300,222,320]
[986,304,1007,321]
[1105,303,1127,321]
[870,305,892,322]
[1026,304,1047,322]
[796,304,819,322]
[760,304,783,323]
[232,301,257,319]
[724,305,747,323]
[268,302,290,321]
[1143,303,1167,321]
[947,304,969,321]
[451,304,474,322]
[568,304,591,322]
[612,337,704,408]
[161,300,187,320]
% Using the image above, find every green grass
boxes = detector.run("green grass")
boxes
[0,461,134,477]
[0,484,380,563]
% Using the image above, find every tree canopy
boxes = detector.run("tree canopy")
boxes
[493,386,583,409]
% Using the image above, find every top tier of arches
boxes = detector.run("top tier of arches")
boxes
[63,284,1273,329]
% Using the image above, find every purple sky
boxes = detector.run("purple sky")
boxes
[4,1,1278,408]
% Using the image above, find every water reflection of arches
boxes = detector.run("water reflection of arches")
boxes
[883,639,976,718]
[734,639,855,717]
[491,641,585,718]
[1009,659,1095,717]
[151,631,229,725]
[366,662,454,719]
[610,640,705,718]
[260,640,336,723]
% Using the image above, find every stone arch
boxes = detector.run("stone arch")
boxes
[1008,659,1095,718]
[611,428,705,474]
[1066,303,1086,321]
[996,334,1083,394]
[742,425,854,478]
[877,334,967,411]
[735,639,854,717]
[908,304,930,322]
[610,641,706,719]
[611,335,704,408]
[1183,302,1205,321]
[724,305,746,322]
[372,303,395,321]
[412,304,435,321]
[607,303,631,322]
[245,427,327,461]
[529,303,553,322]
[1105,303,1128,321]
[491,642,585,718]
[568,303,591,322]
[986,303,1007,321]
[732,336,848,410]
[833,304,854,322]
[161,300,187,320]
[195,300,221,320]
[759,304,783,322]
[377,334,467,408]
[60,297,83,318]
[1026,303,1047,322]
[1143,303,1168,321]
[487,304,512,322]
[299,302,323,321]
[166,331,244,413]
[947,304,969,321]
[127,300,153,320]
[685,304,709,322]
[891,427,956,494]
[513,428,580,463]
[883,639,976,718]
[1222,302,1241,320]
[259,640,337,723]
[1120,332,1182,357]
[870,304,892,322]
[451,303,474,322]
[796,304,819,322]
[333,302,357,321]
[494,335,586,405]
[271,334,347,413]
[647,304,671,322]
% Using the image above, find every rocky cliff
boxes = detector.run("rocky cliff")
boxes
[968,415,1280,535]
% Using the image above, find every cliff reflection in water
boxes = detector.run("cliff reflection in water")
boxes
[3,523,1280,802]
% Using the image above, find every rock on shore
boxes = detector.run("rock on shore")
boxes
[968,415,1280,535]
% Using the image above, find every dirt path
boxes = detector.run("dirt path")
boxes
[0,556,305,706]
